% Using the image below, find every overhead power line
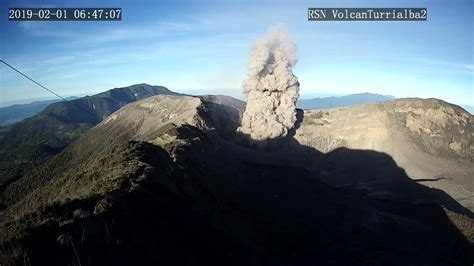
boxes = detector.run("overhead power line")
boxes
[0,59,97,118]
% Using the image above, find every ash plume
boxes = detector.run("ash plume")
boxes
[238,25,300,141]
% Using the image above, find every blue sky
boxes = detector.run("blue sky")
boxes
[0,0,472,110]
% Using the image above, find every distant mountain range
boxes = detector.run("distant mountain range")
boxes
[461,104,474,115]
[0,97,77,126]
[297,93,396,109]
[0,84,180,191]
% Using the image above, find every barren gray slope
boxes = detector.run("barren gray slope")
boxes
[296,98,473,210]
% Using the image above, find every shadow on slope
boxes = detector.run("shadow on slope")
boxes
[1,101,472,265]
[229,109,473,217]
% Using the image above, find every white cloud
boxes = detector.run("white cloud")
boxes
[18,20,198,46]
[406,57,474,75]
[44,55,76,65]
[61,73,80,79]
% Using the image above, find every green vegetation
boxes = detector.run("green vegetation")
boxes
[0,84,178,206]
[0,94,472,265]
[0,123,472,265]
[0,115,93,187]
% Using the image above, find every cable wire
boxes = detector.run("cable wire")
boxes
[1,59,97,118]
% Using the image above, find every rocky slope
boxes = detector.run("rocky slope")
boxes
[295,98,473,211]
[0,95,472,265]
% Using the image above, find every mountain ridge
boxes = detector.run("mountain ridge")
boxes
[0,84,180,191]
[0,94,472,265]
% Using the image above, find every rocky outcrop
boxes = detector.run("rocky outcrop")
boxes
[295,98,473,210]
